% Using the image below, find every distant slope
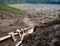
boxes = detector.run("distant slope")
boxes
[0,4,25,19]
[0,4,22,13]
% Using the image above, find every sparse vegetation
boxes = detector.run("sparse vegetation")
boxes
[0,4,22,13]
[0,4,26,19]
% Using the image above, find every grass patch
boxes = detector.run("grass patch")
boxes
[0,4,22,13]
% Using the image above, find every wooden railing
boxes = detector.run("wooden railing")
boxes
[0,27,33,42]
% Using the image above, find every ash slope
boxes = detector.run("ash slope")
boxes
[22,18,60,46]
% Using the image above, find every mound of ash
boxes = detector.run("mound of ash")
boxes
[22,19,60,46]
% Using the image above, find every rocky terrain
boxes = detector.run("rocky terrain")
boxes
[22,19,60,46]
[0,9,60,46]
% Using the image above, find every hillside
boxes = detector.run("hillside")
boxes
[0,7,60,46]
[0,4,25,20]
[0,4,22,13]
